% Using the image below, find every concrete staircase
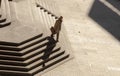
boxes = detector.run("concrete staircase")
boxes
[0,0,72,76]
[0,34,70,76]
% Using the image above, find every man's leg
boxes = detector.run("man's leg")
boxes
[42,63,45,67]
[51,33,54,37]
[50,27,55,37]
[56,32,59,41]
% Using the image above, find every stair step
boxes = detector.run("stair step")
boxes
[46,0,55,15]
[0,70,32,76]
[36,1,57,35]
[37,0,58,18]
[0,50,65,72]
[0,41,18,47]
[24,47,61,65]
[38,0,50,14]
[0,46,61,67]
[8,0,13,1]
[0,54,23,61]
[0,48,64,73]
[0,47,60,67]
[0,60,26,66]
[0,33,42,47]
[21,40,56,59]
[36,0,49,28]
[0,37,57,61]
[19,33,43,46]
[0,64,28,71]
[0,35,45,56]
[43,50,65,64]
[48,12,55,27]
[20,37,48,54]
[37,7,47,29]
[37,0,50,28]
[41,9,49,31]
[0,50,22,56]
[0,22,11,28]
[36,7,44,25]
[46,54,69,66]
[45,11,52,27]
[0,34,43,51]
[30,51,67,75]
[0,18,6,23]
[41,0,52,27]
[26,47,63,69]
[35,54,69,76]
[18,33,44,50]
[42,0,57,19]
[43,9,50,31]
[28,50,65,73]
[0,45,20,51]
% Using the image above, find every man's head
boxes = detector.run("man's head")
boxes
[59,16,63,20]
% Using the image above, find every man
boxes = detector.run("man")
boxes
[50,16,63,42]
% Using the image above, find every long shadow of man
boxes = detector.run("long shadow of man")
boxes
[41,36,57,67]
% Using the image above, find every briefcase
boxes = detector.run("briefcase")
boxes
[50,27,56,34]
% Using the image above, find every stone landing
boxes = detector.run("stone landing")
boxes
[0,0,73,76]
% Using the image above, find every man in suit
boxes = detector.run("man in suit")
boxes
[50,16,63,42]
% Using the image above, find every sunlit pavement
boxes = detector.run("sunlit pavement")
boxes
[43,0,120,76]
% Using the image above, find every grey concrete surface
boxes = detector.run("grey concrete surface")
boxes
[0,0,120,76]
[43,0,120,76]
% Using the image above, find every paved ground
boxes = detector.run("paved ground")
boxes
[0,0,120,76]
[43,0,120,76]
